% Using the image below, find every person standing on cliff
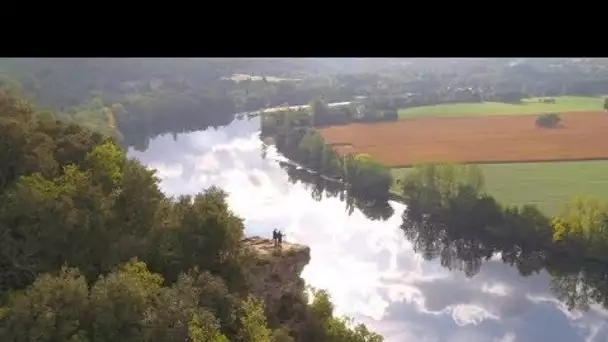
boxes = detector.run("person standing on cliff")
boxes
[272,229,278,248]
[277,230,284,249]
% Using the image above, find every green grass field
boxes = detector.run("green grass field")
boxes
[398,96,605,119]
[391,160,608,216]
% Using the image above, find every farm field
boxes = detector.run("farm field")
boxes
[391,161,608,215]
[397,96,605,119]
[319,111,608,167]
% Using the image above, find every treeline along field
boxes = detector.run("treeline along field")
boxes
[320,111,608,167]
[393,161,608,216]
[261,100,394,202]
[398,164,608,314]
[398,163,608,268]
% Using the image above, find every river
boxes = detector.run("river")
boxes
[127,115,608,342]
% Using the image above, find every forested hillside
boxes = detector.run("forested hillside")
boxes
[0,90,383,341]
[3,58,608,149]
[0,59,378,148]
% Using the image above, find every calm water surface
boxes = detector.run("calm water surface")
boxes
[128,117,608,342]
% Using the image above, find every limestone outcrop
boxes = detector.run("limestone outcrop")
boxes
[242,236,311,325]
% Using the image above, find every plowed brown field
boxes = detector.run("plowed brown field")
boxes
[319,112,608,167]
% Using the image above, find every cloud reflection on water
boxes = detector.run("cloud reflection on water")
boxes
[128,118,608,342]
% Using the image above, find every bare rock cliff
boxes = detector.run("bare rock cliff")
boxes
[242,236,311,323]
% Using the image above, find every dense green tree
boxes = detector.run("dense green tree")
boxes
[551,196,608,259]
[0,267,89,342]
[272,326,295,342]
[89,260,163,341]
[399,163,485,215]
[343,154,392,200]
[237,295,272,342]
[310,98,330,126]
[0,260,235,342]
[187,311,230,342]
[302,290,384,342]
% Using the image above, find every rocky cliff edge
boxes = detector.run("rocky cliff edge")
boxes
[242,236,311,324]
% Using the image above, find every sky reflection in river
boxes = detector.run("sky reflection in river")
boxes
[128,118,608,342]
